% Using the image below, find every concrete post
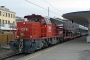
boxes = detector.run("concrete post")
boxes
[87,20,90,42]
[88,22,90,35]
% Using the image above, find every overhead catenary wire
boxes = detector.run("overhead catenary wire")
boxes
[43,0,63,13]
[25,0,61,16]
[25,0,47,11]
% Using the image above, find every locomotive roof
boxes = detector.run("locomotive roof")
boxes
[24,14,43,18]
[24,14,63,26]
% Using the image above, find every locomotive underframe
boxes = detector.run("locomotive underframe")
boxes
[9,37,63,53]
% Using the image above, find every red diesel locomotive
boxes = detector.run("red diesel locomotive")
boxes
[9,14,64,53]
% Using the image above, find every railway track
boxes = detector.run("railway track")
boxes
[0,53,28,60]
[0,43,60,60]
[0,36,81,60]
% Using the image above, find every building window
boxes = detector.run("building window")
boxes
[2,20,4,24]
[13,21,15,24]
[13,14,15,18]
[0,11,1,16]
[11,14,12,18]
[8,13,10,18]
[5,20,7,24]
[0,19,1,24]
[8,20,10,24]
[2,12,5,16]
[6,13,7,17]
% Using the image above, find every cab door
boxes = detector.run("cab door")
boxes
[41,18,47,37]
[45,18,52,37]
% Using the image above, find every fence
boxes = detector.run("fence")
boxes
[0,32,16,45]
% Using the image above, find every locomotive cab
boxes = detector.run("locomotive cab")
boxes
[24,14,53,38]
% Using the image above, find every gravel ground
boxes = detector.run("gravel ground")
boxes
[79,50,90,60]
[0,46,15,59]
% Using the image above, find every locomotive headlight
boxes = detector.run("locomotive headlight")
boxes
[23,22,25,24]
[30,36,32,38]
[16,36,19,38]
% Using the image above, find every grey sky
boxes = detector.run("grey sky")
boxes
[1,0,90,18]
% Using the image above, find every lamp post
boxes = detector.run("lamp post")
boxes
[48,7,49,17]
[0,21,2,48]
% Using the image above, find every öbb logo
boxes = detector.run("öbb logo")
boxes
[21,28,28,31]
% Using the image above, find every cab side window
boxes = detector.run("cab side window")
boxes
[41,19,46,24]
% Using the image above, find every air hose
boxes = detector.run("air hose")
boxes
[19,33,24,52]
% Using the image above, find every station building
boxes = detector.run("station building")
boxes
[0,6,16,25]
[0,6,16,45]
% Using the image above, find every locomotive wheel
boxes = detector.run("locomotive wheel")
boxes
[60,37,64,43]
[24,41,36,53]
[30,42,36,53]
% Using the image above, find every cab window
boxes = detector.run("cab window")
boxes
[41,19,46,24]
[25,17,40,22]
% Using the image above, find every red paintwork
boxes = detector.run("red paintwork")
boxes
[15,14,68,40]
[41,24,53,38]
[16,21,41,39]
